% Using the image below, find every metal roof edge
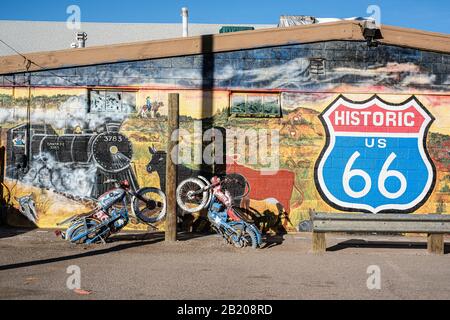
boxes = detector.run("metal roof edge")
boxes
[0,21,448,75]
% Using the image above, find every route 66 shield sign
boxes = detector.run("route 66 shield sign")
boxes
[315,95,436,213]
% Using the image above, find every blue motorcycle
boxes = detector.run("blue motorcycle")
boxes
[176,174,262,249]
[56,179,166,244]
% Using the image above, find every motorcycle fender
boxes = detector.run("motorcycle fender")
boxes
[197,176,213,208]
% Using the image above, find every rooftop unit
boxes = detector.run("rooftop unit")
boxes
[219,26,255,34]
[278,15,317,27]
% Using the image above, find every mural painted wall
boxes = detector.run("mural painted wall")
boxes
[0,40,449,232]
[316,95,435,214]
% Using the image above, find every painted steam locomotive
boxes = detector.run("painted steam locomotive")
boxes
[6,121,138,199]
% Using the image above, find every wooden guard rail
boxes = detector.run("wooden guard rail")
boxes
[311,212,450,255]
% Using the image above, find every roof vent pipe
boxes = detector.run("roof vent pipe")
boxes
[71,32,87,48]
[77,32,87,48]
[181,7,189,37]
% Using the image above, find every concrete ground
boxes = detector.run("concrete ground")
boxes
[0,227,449,300]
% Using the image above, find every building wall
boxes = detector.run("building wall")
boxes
[0,41,449,231]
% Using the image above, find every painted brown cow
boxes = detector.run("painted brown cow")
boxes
[226,158,297,214]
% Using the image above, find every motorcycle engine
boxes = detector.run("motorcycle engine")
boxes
[208,202,227,225]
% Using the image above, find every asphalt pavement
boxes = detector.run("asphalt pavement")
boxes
[0,227,449,300]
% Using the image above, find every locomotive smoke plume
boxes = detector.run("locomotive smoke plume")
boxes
[23,153,97,198]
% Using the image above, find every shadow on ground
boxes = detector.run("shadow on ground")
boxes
[262,234,286,249]
[327,239,450,254]
[108,231,208,243]
[0,226,36,240]
[0,232,205,272]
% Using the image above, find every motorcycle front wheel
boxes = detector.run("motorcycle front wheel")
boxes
[176,178,210,213]
[132,188,167,224]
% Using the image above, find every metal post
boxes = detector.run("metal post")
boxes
[165,93,179,242]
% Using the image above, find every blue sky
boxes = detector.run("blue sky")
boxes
[0,0,449,33]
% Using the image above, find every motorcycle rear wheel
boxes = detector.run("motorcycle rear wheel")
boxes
[67,218,108,244]
[132,188,167,224]
[232,224,259,249]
